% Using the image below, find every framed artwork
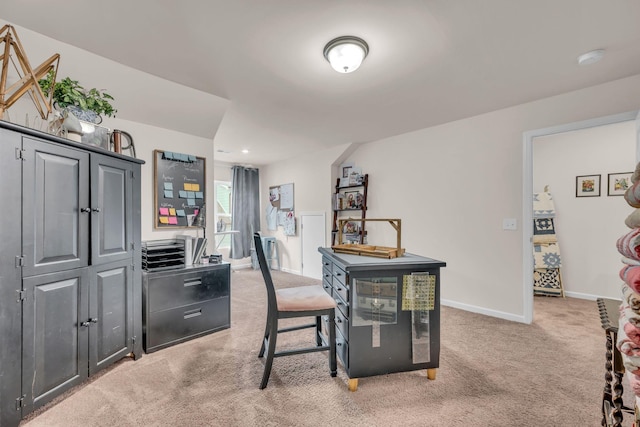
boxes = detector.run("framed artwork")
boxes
[607,172,633,196]
[342,166,352,179]
[344,191,362,209]
[576,174,601,197]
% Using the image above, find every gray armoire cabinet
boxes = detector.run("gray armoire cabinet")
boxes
[0,121,144,427]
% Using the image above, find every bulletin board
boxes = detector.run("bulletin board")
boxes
[268,183,296,235]
[154,149,206,228]
[269,183,294,212]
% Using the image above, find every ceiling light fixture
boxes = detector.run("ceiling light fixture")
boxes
[323,36,369,73]
[577,49,605,66]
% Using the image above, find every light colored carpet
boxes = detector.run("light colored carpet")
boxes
[21,269,616,426]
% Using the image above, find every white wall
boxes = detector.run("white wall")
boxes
[266,74,640,322]
[533,121,636,299]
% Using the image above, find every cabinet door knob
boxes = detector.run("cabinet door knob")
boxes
[92,207,101,213]
[90,317,99,323]
[80,321,90,327]
[80,208,91,213]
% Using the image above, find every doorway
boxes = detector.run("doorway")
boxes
[522,111,639,323]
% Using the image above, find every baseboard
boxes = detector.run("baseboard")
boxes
[280,267,300,275]
[563,290,621,301]
[441,298,527,324]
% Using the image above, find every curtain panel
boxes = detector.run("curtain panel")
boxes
[229,166,260,259]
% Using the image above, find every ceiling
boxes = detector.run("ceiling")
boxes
[3,1,640,166]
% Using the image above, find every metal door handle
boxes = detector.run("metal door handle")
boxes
[80,208,91,213]
[92,207,101,213]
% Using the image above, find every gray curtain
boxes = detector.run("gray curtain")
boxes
[229,166,260,259]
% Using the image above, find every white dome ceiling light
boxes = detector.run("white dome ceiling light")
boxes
[577,49,605,66]
[323,36,369,73]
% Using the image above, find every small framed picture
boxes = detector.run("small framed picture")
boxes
[344,191,362,209]
[342,166,352,179]
[576,174,601,197]
[608,172,633,196]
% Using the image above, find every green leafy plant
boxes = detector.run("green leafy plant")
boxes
[38,70,117,118]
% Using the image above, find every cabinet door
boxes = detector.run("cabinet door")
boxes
[22,268,90,416]
[89,259,133,375]
[22,138,90,277]
[91,154,134,265]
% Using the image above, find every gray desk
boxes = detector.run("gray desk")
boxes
[319,247,445,391]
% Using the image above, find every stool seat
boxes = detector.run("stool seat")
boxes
[276,286,337,312]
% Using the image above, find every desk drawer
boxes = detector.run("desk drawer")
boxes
[322,268,332,286]
[332,265,346,287]
[322,278,333,297]
[145,297,230,352]
[335,292,349,319]
[335,307,348,341]
[336,328,348,368]
[147,267,229,312]
[333,278,348,303]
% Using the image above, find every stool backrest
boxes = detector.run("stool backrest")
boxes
[253,233,277,312]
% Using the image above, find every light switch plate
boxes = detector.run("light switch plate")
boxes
[502,218,517,230]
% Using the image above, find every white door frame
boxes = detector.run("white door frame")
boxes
[522,110,639,324]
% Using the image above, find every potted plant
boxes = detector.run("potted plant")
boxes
[38,70,117,123]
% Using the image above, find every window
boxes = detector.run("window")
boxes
[215,181,232,248]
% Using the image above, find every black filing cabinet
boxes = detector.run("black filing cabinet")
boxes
[142,263,231,353]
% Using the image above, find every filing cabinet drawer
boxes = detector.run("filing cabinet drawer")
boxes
[145,297,230,352]
[146,267,229,312]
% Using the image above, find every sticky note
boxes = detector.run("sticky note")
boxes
[195,192,203,199]
[169,208,176,216]
[193,209,199,216]
[164,151,174,160]
[188,155,196,162]
[187,191,196,198]
[164,190,173,198]
[159,216,169,224]
[192,184,200,192]
[159,207,169,216]
[164,182,173,190]
[168,217,178,225]
[179,190,188,198]
[176,210,186,217]
[187,198,196,206]
[183,183,192,191]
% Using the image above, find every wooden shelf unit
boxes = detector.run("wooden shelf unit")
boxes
[332,174,368,246]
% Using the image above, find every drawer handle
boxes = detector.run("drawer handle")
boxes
[337,318,342,323]
[337,287,343,291]
[184,279,202,287]
[335,272,342,277]
[184,308,202,319]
